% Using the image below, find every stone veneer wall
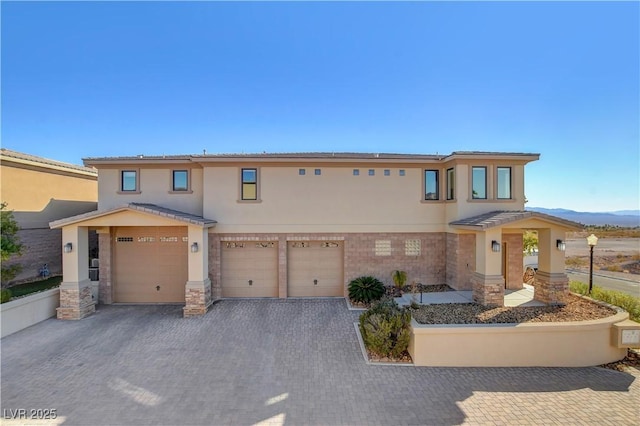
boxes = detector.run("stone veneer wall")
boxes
[445,233,475,291]
[208,232,447,299]
[503,233,524,290]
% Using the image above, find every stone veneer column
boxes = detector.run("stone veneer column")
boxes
[183,279,212,317]
[534,271,568,305]
[471,273,504,307]
[57,280,95,320]
[97,230,112,304]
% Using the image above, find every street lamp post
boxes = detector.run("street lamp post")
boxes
[586,233,598,294]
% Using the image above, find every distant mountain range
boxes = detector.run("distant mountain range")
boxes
[527,207,640,227]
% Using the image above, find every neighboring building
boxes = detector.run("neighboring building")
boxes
[0,148,98,285]
[50,151,581,319]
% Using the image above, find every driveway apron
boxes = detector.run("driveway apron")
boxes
[1,299,638,425]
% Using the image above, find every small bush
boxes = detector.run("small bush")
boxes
[359,297,411,358]
[348,276,385,304]
[570,281,640,322]
[1,288,12,303]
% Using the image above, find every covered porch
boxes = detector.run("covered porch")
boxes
[49,203,217,319]
[449,211,583,307]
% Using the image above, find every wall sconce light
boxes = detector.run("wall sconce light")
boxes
[491,240,501,252]
[556,239,566,251]
[190,242,199,253]
[64,242,73,253]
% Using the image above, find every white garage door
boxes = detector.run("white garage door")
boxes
[113,227,188,303]
[221,241,278,297]
[287,241,344,297]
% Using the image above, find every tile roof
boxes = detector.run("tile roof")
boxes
[50,203,216,228]
[1,148,97,175]
[449,210,583,230]
[83,151,540,163]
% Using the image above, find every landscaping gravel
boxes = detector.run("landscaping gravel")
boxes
[411,293,617,324]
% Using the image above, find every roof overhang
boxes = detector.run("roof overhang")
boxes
[50,203,217,229]
[82,151,541,167]
[449,210,583,232]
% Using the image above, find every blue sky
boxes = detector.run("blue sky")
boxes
[2,1,638,212]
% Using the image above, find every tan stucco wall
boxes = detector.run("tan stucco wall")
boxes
[97,167,203,215]
[0,162,97,228]
[409,311,629,367]
[203,166,446,233]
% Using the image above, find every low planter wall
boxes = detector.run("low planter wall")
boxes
[409,310,629,367]
[0,288,60,338]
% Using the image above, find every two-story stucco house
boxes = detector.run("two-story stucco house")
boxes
[0,148,98,285]
[50,151,581,319]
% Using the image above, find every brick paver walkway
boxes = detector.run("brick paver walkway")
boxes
[1,299,638,425]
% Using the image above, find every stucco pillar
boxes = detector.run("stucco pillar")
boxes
[472,229,505,306]
[183,226,212,317]
[534,228,569,305]
[57,226,95,320]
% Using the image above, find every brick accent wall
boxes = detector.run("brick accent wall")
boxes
[98,232,113,304]
[209,232,447,299]
[504,233,524,290]
[445,233,475,290]
[3,228,99,287]
[2,228,61,286]
[344,233,446,288]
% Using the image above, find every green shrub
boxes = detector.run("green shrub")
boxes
[391,270,407,289]
[359,297,411,358]
[570,281,640,322]
[348,276,385,304]
[1,288,12,303]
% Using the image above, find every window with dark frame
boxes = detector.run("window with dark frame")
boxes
[472,166,487,199]
[241,168,258,200]
[172,170,188,191]
[121,170,137,192]
[446,168,455,200]
[424,170,439,200]
[497,167,512,199]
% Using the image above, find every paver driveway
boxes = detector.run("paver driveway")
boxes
[1,299,639,425]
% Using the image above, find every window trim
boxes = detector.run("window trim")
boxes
[118,169,140,194]
[496,166,512,200]
[423,169,440,201]
[239,167,260,202]
[471,166,487,200]
[169,169,192,193]
[446,167,455,200]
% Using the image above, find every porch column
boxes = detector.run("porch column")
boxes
[472,229,505,306]
[57,226,95,320]
[183,226,212,317]
[534,229,569,305]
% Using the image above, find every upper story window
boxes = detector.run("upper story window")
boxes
[121,170,138,192]
[353,169,360,176]
[384,169,390,176]
[446,168,455,200]
[471,166,487,199]
[368,169,375,176]
[299,169,306,175]
[314,169,321,175]
[172,170,188,191]
[424,170,439,200]
[399,170,405,176]
[241,168,258,201]
[497,167,512,199]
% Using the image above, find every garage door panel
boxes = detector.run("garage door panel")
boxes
[114,227,187,303]
[221,242,278,298]
[288,241,343,297]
